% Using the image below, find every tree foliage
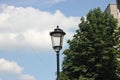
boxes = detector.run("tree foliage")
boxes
[61,8,120,80]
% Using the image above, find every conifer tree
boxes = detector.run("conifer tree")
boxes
[61,8,120,80]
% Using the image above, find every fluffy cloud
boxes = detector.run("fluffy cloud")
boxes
[0,58,23,74]
[0,5,80,52]
[0,58,35,80]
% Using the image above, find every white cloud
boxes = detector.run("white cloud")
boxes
[0,58,23,74]
[0,58,36,80]
[0,5,80,52]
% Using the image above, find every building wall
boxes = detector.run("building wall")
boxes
[106,1,120,52]
[116,0,120,26]
[105,3,120,26]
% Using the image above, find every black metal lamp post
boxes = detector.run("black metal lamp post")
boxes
[50,26,66,80]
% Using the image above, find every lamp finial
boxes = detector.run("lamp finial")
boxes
[57,25,59,29]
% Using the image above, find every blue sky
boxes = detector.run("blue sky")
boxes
[0,0,116,80]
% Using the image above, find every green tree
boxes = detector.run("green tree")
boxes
[61,8,120,80]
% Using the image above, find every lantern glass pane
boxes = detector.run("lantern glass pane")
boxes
[51,32,64,52]
[51,36,61,47]
[60,36,64,46]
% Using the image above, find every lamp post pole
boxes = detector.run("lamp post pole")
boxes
[50,26,65,80]
[56,51,60,80]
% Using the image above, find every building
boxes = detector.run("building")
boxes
[105,0,120,52]
[105,0,120,26]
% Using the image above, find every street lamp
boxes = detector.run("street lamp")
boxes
[50,26,66,80]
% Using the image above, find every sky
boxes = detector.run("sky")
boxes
[0,0,116,80]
